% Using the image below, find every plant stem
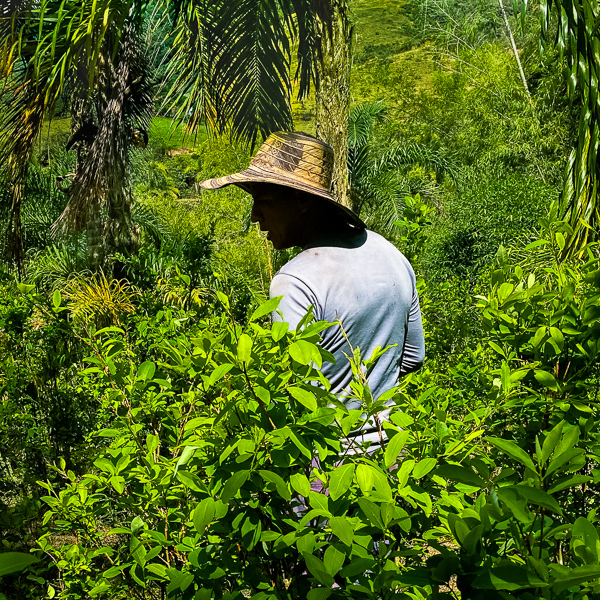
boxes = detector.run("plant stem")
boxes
[498,0,530,96]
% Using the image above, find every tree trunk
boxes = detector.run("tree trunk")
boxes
[7,187,25,278]
[70,96,105,270]
[315,0,352,208]
[86,203,104,271]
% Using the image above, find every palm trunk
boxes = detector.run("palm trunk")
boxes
[315,0,352,208]
[70,96,105,270]
[86,203,104,271]
[7,187,25,278]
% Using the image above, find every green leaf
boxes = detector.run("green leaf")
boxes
[413,458,437,479]
[303,553,335,586]
[52,289,61,308]
[131,516,145,535]
[286,427,312,459]
[571,517,600,565]
[208,363,234,387]
[486,437,537,473]
[259,470,291,501]
[534,370,559,391]
[397,459,415,488]
[288,386,317,411]
[221,471,249,502]
[503,485,562,515]
[137,361,156,382]
[323,545,345,575]
[554,426,580,458]
[501,361,511,392]
[553,565,600,594]
[546,448,584,477]
[110,476,125,494]
[434,464,487,488]
[216,291,230,309]
[357,497,383,529]
[289,340,322,367]
[384,431,409,468]
[94,457,115,475]
[496,487,533,523]
[549,327,565,350]
[541,421,564,466]
[17,283,35,295]
[271,321,289,342]
[250,296,281,321]
[290,473,311,497]
[329,516,354,546]
[146,434,159,455]
[0,552,39,577]
[340,557,376,578]
[472,564,548,590]
[130,536,147,567]
[237,334,253,363]
[547,474,591,494]
[176,470,204,492]
[583,305,600,325]
[328,463,355,501]
[193,497,216,532]
[174,446,198,474]
[146,564,168,578]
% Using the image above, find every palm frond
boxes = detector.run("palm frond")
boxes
[163,0,327,148]
[522,0,600,255]
[348,101,388,149]
[0,0,148,268]
[373,143,459,184]
[21,164,67,250]
[53,24,154,244]
[26,242,85,289]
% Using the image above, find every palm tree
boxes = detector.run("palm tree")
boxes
[348,101,457,234]
[520,0,600,255]
[0,0,152,272]
[1,0,335,274]
[314,0,352,207]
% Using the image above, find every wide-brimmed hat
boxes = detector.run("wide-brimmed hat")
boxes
[199,131,365,228]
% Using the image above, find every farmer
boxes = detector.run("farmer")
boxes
[200,131,424,448]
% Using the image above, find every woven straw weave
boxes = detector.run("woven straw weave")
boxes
[199,131,364,228]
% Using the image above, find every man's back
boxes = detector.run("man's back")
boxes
[270,229,425,407]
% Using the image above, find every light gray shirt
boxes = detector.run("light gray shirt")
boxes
[270,229,425,419]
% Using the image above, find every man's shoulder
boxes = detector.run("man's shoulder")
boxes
[277,229,406,274]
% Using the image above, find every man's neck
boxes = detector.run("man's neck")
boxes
[302,220,363,250]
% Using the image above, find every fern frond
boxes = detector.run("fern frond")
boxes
[64,271,136,326]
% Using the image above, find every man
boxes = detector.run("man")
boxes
[200,131,424,447]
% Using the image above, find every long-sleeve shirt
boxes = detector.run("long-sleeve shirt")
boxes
[270,229,425,447]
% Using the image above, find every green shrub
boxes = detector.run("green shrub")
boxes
[422,169,557,282]
[15,253,600,598]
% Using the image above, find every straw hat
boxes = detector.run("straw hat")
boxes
[199,131,365,228]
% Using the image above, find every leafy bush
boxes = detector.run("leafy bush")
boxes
[10,248,599,599]
[422,168,557,282]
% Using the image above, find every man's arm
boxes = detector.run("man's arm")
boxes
[269,272,320,330]
[398,286,425,376]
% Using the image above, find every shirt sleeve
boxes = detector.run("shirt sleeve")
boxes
[398,286,425,375]
[269,273,320,331]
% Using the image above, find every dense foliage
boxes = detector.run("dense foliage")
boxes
[2,0,600,598]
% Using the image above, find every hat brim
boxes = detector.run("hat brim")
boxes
[200,167,366,229]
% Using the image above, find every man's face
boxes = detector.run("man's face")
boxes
[250,186,304,250]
